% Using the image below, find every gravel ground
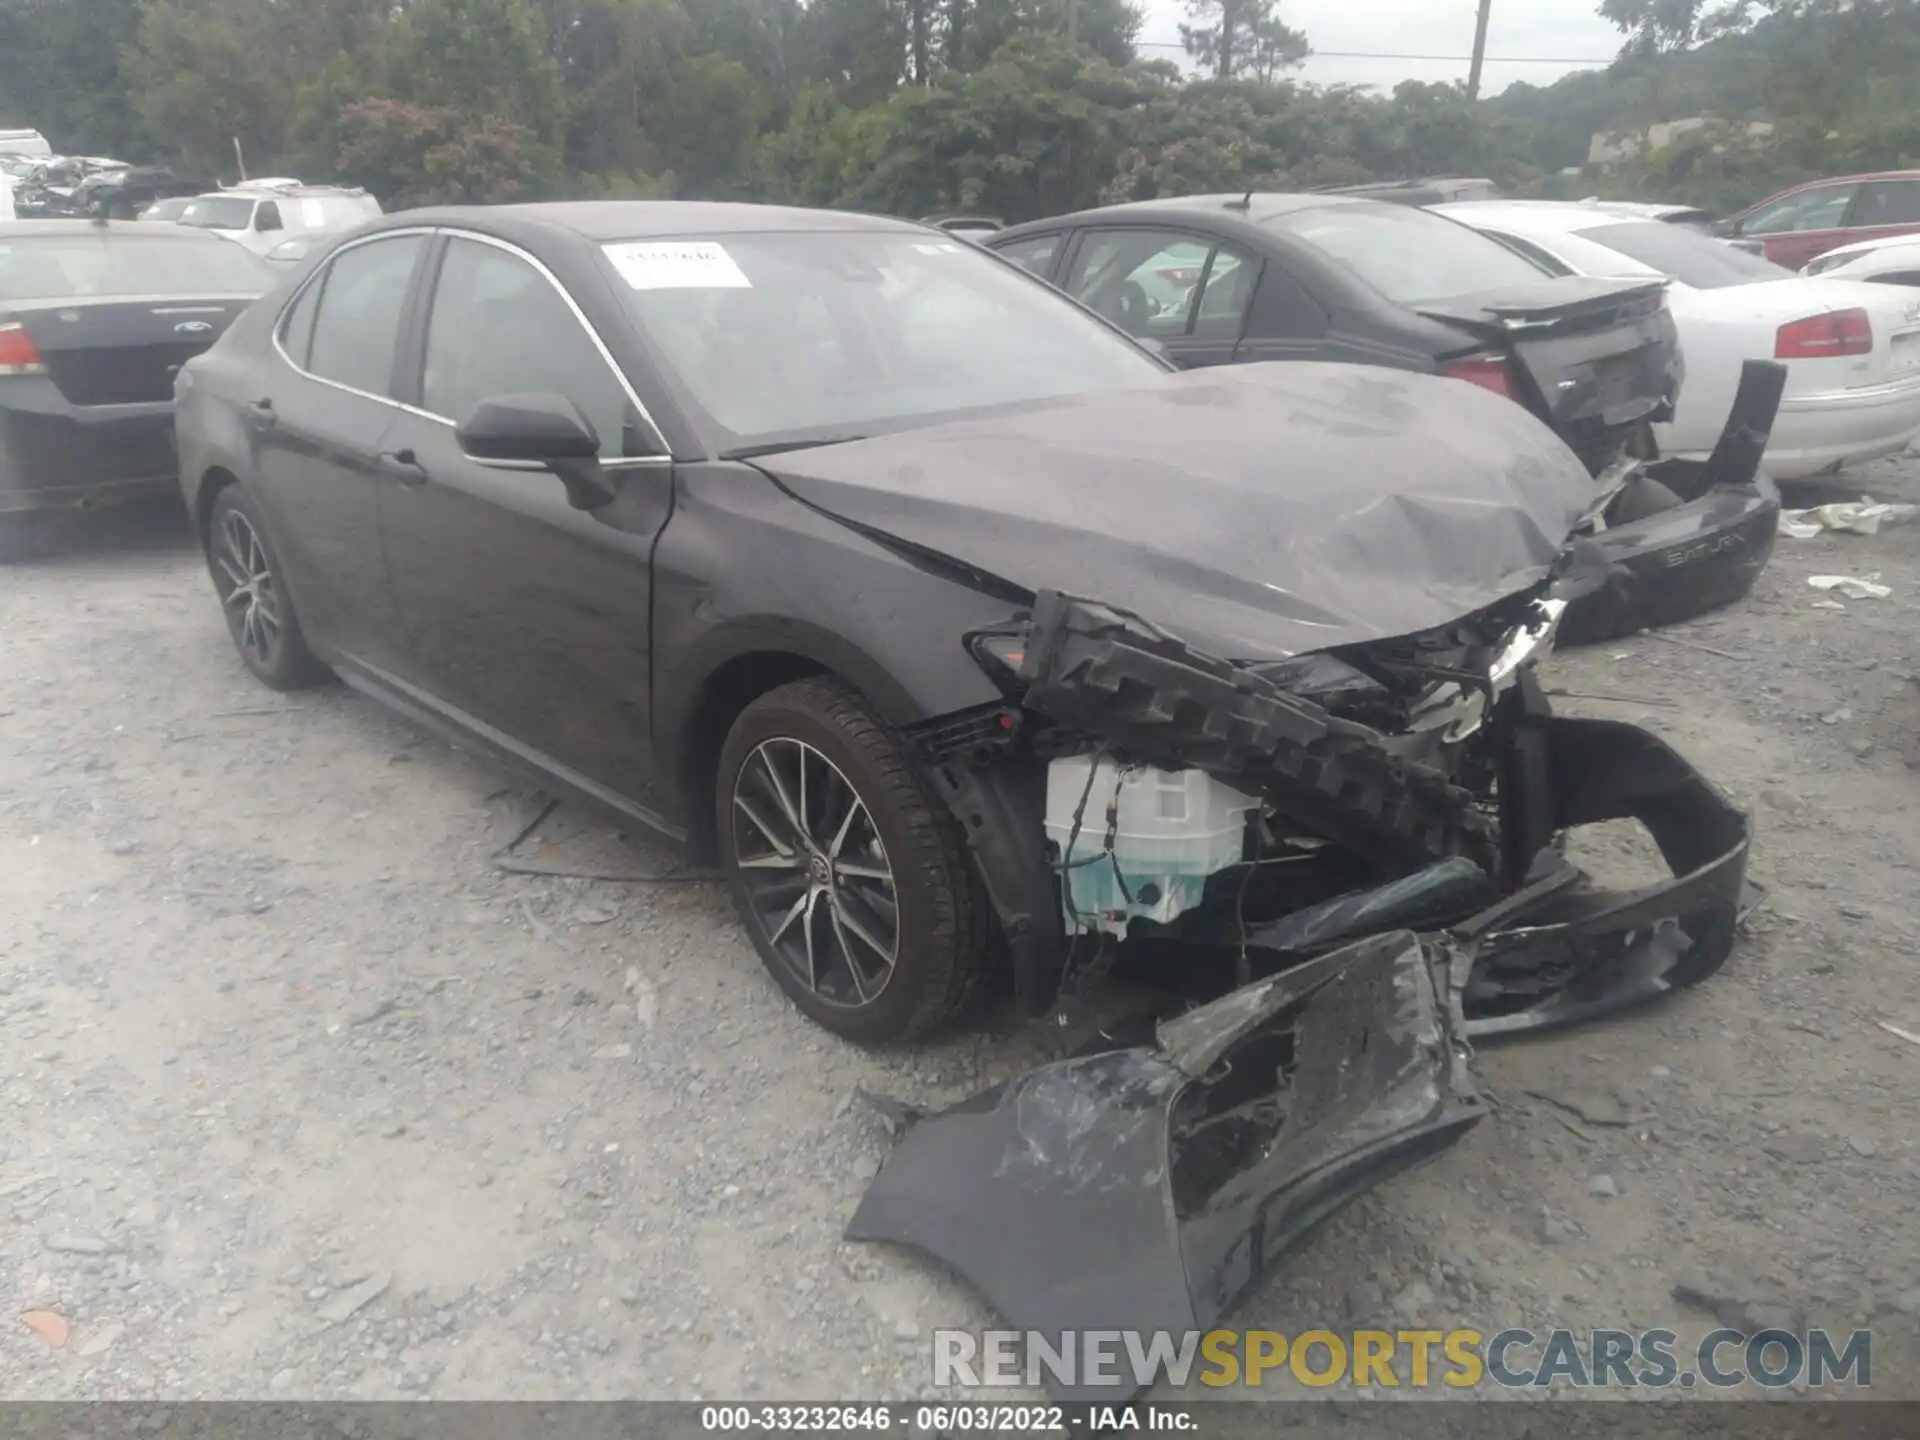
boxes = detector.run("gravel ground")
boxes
[2,455,1917,1406]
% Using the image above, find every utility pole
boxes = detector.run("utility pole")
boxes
[1466,0,1493,99]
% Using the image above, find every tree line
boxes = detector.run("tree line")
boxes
[0,0,1914,221]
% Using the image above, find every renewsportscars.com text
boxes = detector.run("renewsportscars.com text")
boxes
[932,1326,1872,1391]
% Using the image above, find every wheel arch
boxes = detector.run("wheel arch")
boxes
[665,623,927,865]
[192,465,241,552]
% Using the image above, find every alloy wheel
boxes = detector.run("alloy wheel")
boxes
[729,737,900,1011]
[213,507,282,670]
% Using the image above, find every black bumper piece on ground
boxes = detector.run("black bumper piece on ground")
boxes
[845,931,1484,1405]
[1555,358,1788,647]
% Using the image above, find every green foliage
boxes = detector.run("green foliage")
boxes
[0,0,1909,224]
[334,98,554,207]
[1178,0,1308,82]
[0,0,143,155]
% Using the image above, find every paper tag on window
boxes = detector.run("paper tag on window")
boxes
[300,198,326,227]
[603,241,752,291]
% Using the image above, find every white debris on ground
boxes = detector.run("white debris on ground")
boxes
[1780,497,1919,539]
[1808,573,1893,600]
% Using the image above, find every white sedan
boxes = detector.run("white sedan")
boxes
[1435,199,1920,479]
[1803,232,1920,287]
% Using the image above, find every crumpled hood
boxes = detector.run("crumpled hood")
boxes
[758,362,1594,659]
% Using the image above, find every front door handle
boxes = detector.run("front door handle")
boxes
[244,397,276,433]
[377,449,429,485]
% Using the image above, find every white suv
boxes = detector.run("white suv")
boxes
[175,184,383,257]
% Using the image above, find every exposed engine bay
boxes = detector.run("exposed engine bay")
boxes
[860,588,1754,1405]
[908,579,1751,1035]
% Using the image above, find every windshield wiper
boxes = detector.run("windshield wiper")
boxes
[721,435,868,460]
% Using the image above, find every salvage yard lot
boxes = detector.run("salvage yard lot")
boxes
[2,459,1918,1402]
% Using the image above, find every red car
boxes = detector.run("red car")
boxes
[1716,170,1920,270]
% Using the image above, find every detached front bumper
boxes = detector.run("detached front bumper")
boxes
[1555,472,1780,646]
[1454,710,1752,1036]
[1556,358,1787,647]
[847,931,1484,1405]
[866,604,1752,1402]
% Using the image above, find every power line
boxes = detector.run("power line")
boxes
[1135,39,1613,62]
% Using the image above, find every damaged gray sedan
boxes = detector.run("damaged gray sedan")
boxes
[179,204,1752,1388]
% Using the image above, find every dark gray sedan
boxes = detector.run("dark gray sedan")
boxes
[172,201,1755,1392]
[0,220,273,558]
[987,193,1682,477]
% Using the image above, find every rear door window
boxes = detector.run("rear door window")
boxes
[1851,180,1920,228]
[302,234,426,398]
[1739,184,1859,235]
[1063,230,1218,338]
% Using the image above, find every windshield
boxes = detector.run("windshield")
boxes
[605,230,1166,451]
[177,196,256,231]
[1578,222,1793,288]
[1266,203,1551,303]
[0,233,275,301]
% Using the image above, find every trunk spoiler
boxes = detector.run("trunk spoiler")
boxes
[1417,276,1669,335]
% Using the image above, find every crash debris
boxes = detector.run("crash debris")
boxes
[1809,573,1893,600]
[1780,497,1919,539]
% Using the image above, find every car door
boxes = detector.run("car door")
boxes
[1224,257,1334,364]
[1733,181,1861,270]
[375,231,677,816]
[247,230,428,673]
[1057,228,1263,368]
[1842,178,1920,251]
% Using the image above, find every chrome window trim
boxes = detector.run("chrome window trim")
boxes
[269,226,439,418]
[268,225,672,464]
[423,229,670,460]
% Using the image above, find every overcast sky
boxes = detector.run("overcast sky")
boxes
[1136,0,1625,95]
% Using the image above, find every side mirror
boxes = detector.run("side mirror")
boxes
[1712,217,1738,238]
[456,393,619,511]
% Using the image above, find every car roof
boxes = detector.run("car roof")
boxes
[200,186,368,200]
[0,218,233,240]
[998,193,1380,234]
[1736,170,1920,212]
[368,201,929,242]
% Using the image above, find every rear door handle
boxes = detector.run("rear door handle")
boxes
[244,397,276,432]
[377,448,429,485]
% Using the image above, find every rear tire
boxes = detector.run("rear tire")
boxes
[716,677,992,1045]
[206,485,328,691]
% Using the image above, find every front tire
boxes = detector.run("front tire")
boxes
[716,678,991,1045]
[206,485,328,691]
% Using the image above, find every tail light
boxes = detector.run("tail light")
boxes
[0,321,45,376]
[1442,352,1519,401]
[1775,308,1872,359]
